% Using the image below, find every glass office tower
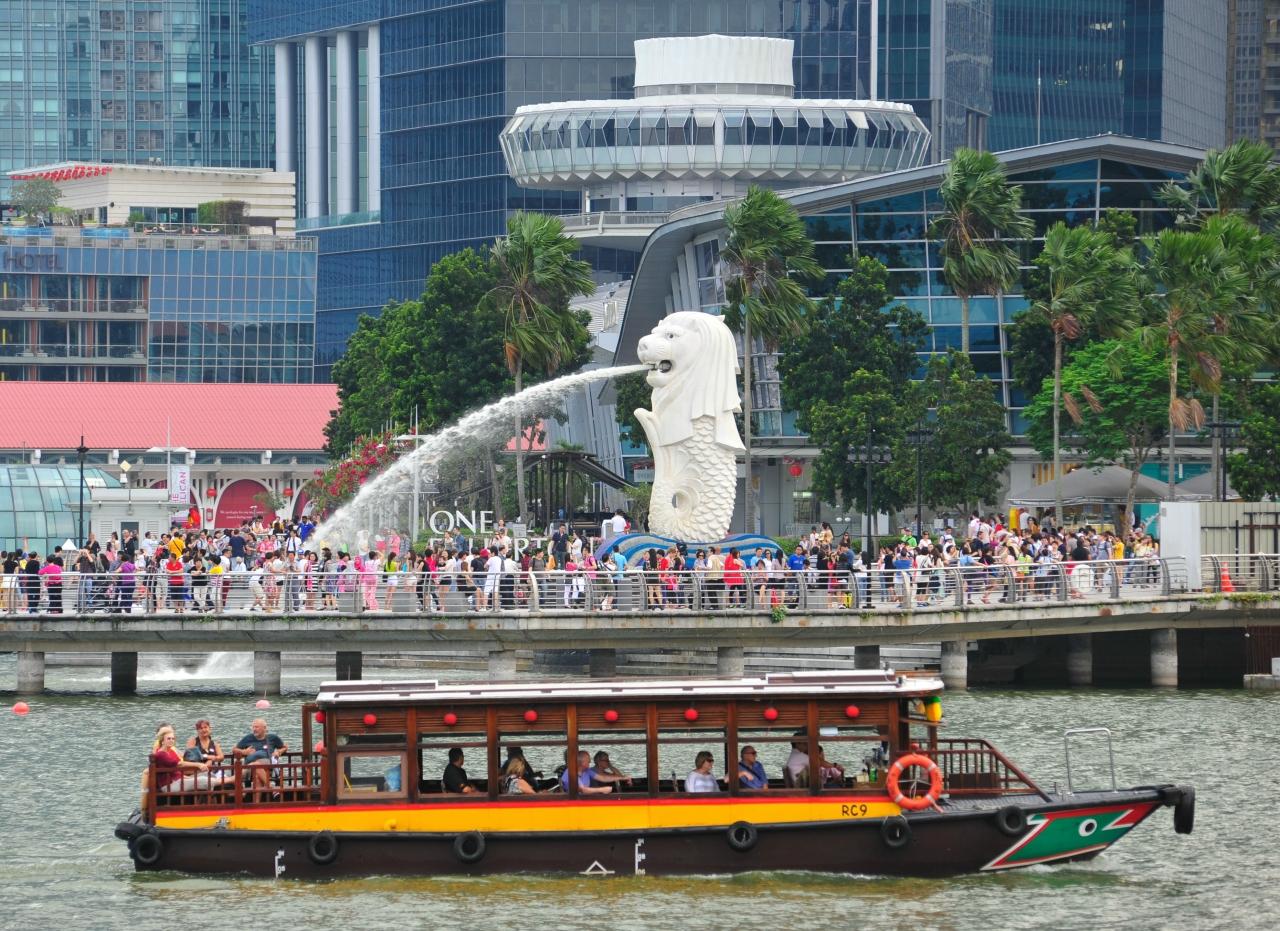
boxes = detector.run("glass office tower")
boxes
[250,0,995,376]
[0,1,272,202]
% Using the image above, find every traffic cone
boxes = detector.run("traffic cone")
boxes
[1220,566,1235,593]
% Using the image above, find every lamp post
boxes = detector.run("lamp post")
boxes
[1206,420,1242,502]
[119,459,132,512]
[847,423,892,560]
[76,434,88,546]
[906,419,934,539]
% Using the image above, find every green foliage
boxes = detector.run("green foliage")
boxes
[625,481,653,531]
[126,211,146,226]
[770,604,787,623]
[1159,139,1280,229]
[613,371,651,450]
[12,178,61,218]
[196,199,248,227]
[805,369,908,513]
[928,148,1034,352]
[778,256,928,433]
[1227,382,1280,500]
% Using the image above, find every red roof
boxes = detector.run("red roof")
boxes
[0,383,338,451]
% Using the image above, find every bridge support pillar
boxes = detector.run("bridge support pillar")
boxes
[716,645,745,677]
[253,651,282,695]
[854,645,881,670]
[1067,634,1093,687]
[488,649,517,680]
[941,640,968,690]
[110,652,137,695]
[16,651,44,694]
[1151,628,1178,688]
[588,649,617,678]
[336,651,362,681]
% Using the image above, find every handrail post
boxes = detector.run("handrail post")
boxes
[1109,559,1121,599]
[953,567,965,608]
[692,571,703,611]
[528,572,540,613]
[1056,564,1068,602]
[1160,558,1173,596]
[1207,555,1223,593]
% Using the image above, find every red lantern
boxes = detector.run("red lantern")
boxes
[844,705,860,719]
[684,708,699,722]
[763,707,779,721]
[363,713,377,726]
[283,487,294,497]
[789,463,803,478]
[206,487,217,499]
[524,709,538,723]
[443,712,458,726]
[603,709,619,723]
[314,710,325,723]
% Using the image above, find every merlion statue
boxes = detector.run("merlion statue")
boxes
[634,312,744,541]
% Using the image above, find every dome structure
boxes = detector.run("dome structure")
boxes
[500,35,931,204]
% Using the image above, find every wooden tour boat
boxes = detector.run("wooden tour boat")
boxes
[115,670,1194,878]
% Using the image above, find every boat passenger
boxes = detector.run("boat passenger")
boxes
[153,725,213,790]
[785,738,810,788]
[685,751,721,793]
[185,719,224,766]
[233,718,287,796]
[500,757,538,795]
[589,751,632,789]
[815,745,845,787]
[443,747,476,794]
[503,745,542,784]
[736,746,768,790]
[560,750,613,794]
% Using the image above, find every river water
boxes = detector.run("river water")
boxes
[0,655,1275,931]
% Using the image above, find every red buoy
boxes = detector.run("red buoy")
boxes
[255,699,271,710]
[845,705,860,719]
[604,709,619,723]
[11,701,29,716]
[684,708,699,722]
[763,707,779,721]
[363,713,377,726]
[524,709,538,723]
[443,712,458,726]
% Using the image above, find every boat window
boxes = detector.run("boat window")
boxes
[577,728,647,796]
[418,729,487,797]
[495,731,567,797]
[736,726,816,792]
[337,751,408,801]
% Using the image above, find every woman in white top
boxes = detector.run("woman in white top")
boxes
[685,751,721,793]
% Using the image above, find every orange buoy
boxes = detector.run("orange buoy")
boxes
[886,753,944,812]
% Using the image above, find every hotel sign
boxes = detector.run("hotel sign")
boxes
[2,252,65,272]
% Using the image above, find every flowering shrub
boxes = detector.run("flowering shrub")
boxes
[304,430,404,517]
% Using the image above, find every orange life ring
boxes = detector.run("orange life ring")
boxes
[886,753,944,812]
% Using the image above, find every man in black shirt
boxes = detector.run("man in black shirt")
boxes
[443,747,476,794]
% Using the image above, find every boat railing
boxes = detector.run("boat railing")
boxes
[931,737,1050,800]
[148,751,325,816]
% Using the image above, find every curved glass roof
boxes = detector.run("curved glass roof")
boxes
[0,465,119,556]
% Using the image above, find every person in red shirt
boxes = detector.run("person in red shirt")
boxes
[723,548,746,606]
[164,554,187,613]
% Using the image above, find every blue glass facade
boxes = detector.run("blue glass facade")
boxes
[0,1,272,203]
[251,0,995,376]
[0,228,315,382]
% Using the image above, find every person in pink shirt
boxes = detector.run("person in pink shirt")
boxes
[38,555,63,614]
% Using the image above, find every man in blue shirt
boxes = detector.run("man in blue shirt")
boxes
[736,745,768,790]
[560,749,613,794]
[233,717,287,796]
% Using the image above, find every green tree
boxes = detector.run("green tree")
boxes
[778,255,928,432]
[720,185,822,533]
[1136,224,1263,499]
[883,351,1012,513]
[928,148,1034,354]
[1025,338,1171,519]
[1160,139,1280,229]
[486,212,596,521]
[12,178,61,219]
[612,370,651,450]
[1026,222,1137,525]
[1227,382,1280,499]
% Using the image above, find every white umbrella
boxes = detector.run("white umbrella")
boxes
[1009,465,1168,507]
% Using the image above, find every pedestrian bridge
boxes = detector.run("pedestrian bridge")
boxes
[3,555,1278,693]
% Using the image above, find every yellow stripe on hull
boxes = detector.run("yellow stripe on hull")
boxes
[157,797,901,834]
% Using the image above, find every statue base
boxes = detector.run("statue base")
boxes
[596,532,782,568]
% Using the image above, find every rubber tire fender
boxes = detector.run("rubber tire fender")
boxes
[880,815,911,850]
[1173,785,1195,835]
[454,830,487,864]
[994,805,1027,836]
[307,830,339,866]
[726,820,758,852]
[132,831,164,867]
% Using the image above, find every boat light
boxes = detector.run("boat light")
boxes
[604,709,619,723]
[684,708,699,722]
[763,707,779,721]
[314,710,325,723]
[524,709,539,723]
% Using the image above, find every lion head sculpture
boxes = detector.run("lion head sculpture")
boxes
[635,311,744,451]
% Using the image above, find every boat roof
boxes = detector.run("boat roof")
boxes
[314,669,944,706]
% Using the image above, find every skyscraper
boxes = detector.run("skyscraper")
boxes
[0,0,273,203]
[1228,0,1263,143]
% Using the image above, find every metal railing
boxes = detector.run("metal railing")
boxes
[1201,553,1280,593]
[0,557,1219,617]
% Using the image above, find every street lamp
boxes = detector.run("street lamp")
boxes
[1206,420,1242,502]
[906,419,935,539]
[76,434,88,546]
[119,459,132,512]
[847,424,892,560]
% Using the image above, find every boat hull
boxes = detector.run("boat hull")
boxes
[116,788,1185,879]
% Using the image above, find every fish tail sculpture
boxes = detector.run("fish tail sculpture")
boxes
[634,312,745,542]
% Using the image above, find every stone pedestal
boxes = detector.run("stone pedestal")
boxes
[336,651,362,681]
[588,649,617,678]
[1066,634,1093,687]
[941,640,968,690]
[110,651,137,695]
[488,649,517,680]
[16,651,44,694]
[854,645,881,670]
[1151,628,1178,688]
[253,650,282,695]
[716,645,745,677]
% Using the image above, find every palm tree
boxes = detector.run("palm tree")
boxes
[1136,225,1264,500]
[929,149,1034,353]
[487,211,595,522]
[1029,222,1137,526]
[1159,139,1280,229]
[720,186,822,534]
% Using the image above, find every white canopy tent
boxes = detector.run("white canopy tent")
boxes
[1009,465,1168,507]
